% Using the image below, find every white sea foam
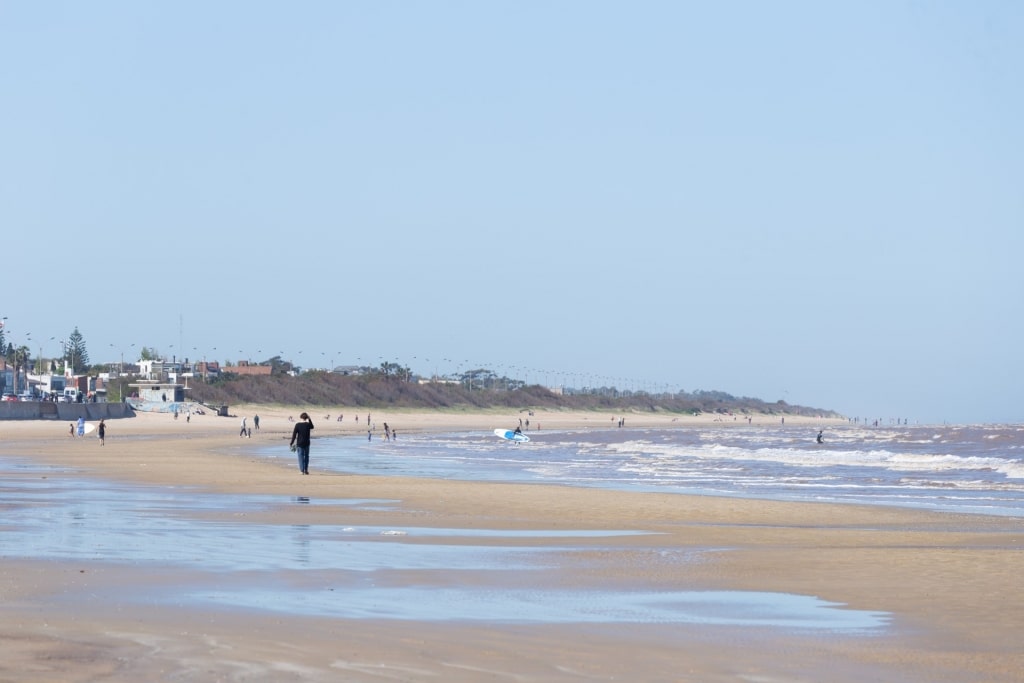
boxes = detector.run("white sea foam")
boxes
[319,424,1024,515]
[602,440,1024,480]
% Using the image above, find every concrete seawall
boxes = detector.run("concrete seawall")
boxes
[0,402,135,421]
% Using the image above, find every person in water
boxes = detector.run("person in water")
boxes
[513,425,523,435]
[816,430,824,444]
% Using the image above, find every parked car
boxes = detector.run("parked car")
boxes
[1,394,17,402]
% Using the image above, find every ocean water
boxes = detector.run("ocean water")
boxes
[297,423,1024,517]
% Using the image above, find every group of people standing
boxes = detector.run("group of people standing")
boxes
[68,416,106,445]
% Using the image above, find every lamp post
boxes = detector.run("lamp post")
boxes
[0,317,6,395]
[20,334,31,394]
[110,344,124,374]
[4,330,31,396]
[40,336,55,375]
[59,338,76,378]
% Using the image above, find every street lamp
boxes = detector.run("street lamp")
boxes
[110,344,124,374]
[4,329,31,396]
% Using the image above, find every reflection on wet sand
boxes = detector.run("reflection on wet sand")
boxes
[2,458,886,630]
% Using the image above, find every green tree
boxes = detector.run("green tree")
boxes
[378,361,410,378]
[65,327,90,373]
[264,355,293,375]
[106,376,131,403]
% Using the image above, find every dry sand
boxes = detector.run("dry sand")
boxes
[1,407,1021,682]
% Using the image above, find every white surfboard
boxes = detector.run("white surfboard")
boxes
[82,423,96,435]
[494,428,529,443]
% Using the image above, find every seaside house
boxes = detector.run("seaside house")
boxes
[223,360,272,376]
[128,381,186,404]
[194,361,221,380]
[138,359,190,381]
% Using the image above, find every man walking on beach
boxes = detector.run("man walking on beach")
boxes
[289,412,314,475]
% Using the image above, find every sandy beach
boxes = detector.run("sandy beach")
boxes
[1,407,1021,682]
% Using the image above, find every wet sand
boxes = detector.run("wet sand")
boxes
[1,407,1021,682]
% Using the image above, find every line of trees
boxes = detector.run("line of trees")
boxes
[0,327,839,417]
[1,326,90,379]
[187,370,839,417]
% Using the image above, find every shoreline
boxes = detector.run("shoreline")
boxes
[1,409,1021,681]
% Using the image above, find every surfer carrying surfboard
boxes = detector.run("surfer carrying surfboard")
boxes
[494,428,530,443]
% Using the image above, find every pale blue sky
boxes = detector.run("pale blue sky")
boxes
[2,1,1021,423]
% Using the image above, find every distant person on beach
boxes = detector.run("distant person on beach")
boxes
[98,419,106,445]
[77,417,85,437]
[240,417,248,437]
[253,414,260,431]
[816,430,824,444]
[69,423,74,437]
[289,412,314,475]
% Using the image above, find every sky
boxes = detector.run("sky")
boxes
[1,1,1022,424]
